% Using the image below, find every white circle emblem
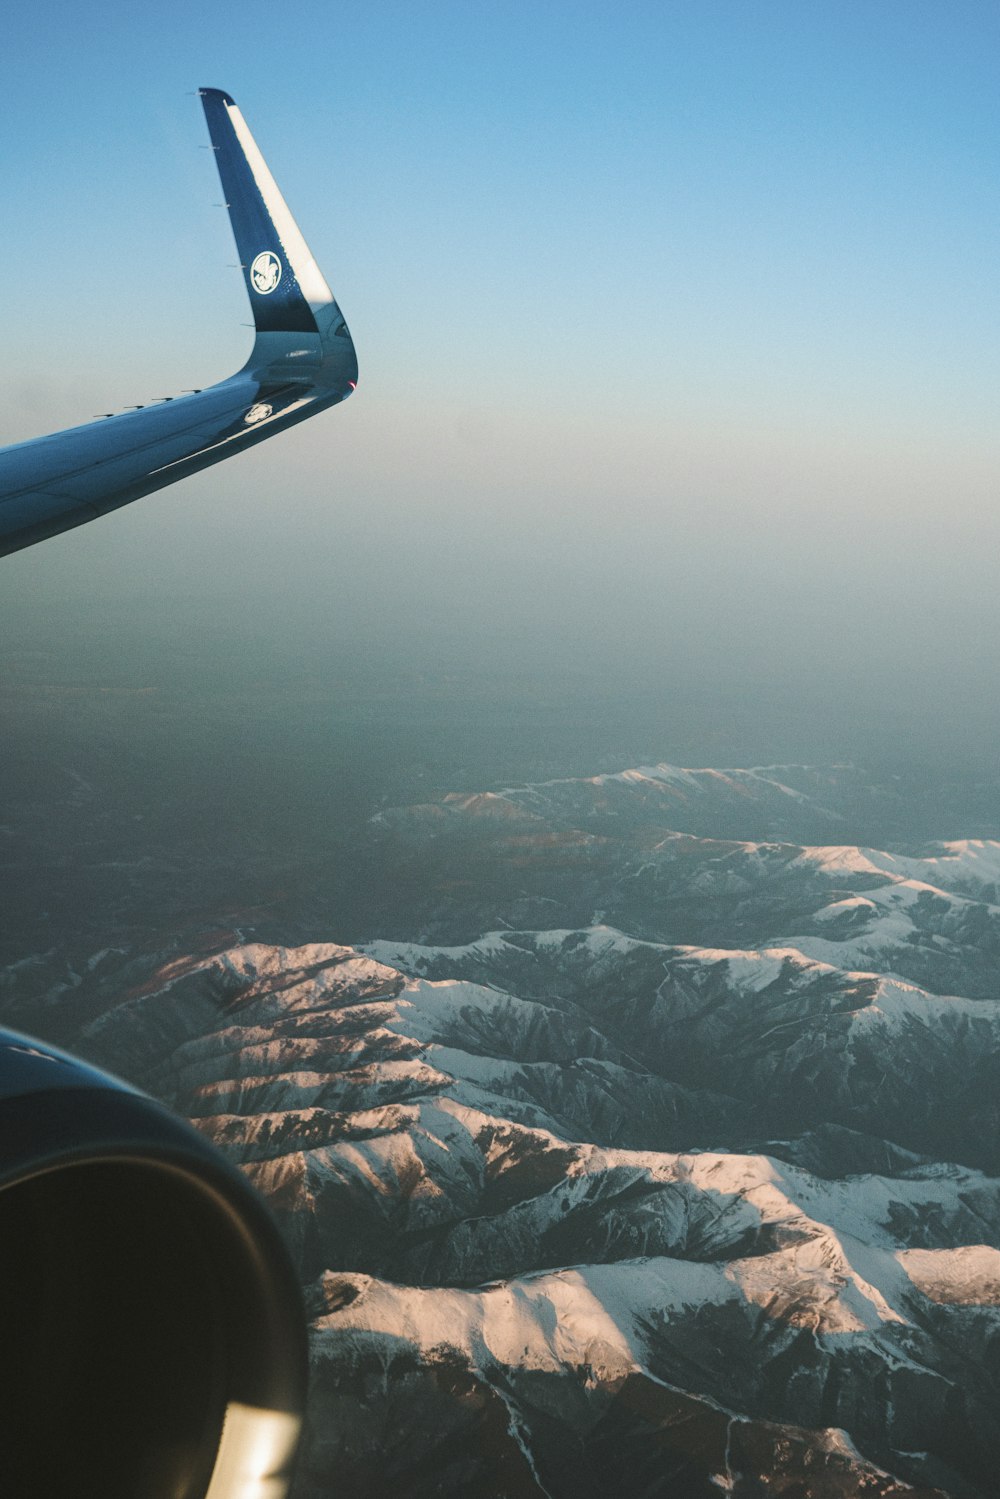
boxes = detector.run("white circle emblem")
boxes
[250,251,282,295]
[244,403,273,425]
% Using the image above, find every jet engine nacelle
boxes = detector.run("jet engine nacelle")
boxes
[0,1028,307,1498]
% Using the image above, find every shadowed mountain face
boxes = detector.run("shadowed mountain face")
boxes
[4,761,1000,1497]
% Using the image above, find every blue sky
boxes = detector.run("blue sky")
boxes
[4,2,1000,737]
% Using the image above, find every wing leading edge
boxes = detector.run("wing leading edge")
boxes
[0,89,357,558]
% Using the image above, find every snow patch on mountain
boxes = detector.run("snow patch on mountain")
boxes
[897,1246,1000,1306]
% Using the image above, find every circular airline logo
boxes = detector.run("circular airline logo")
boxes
[244,403,273,425]
[250,251,282,295]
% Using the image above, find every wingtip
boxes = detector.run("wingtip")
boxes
[199,87,235,106]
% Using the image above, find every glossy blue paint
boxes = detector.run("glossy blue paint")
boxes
[0,90,357,558]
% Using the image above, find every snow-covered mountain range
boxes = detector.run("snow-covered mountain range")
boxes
[6,761,1000,1496]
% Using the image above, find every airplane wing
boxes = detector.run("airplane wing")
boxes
[0,88,357,558]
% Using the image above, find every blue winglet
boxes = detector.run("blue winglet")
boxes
[200,87,331,336]
[0,89,357,558]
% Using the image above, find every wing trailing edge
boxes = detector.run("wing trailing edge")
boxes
[0,90,358,558]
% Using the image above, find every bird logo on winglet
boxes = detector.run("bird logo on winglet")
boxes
[250,251,282,294]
